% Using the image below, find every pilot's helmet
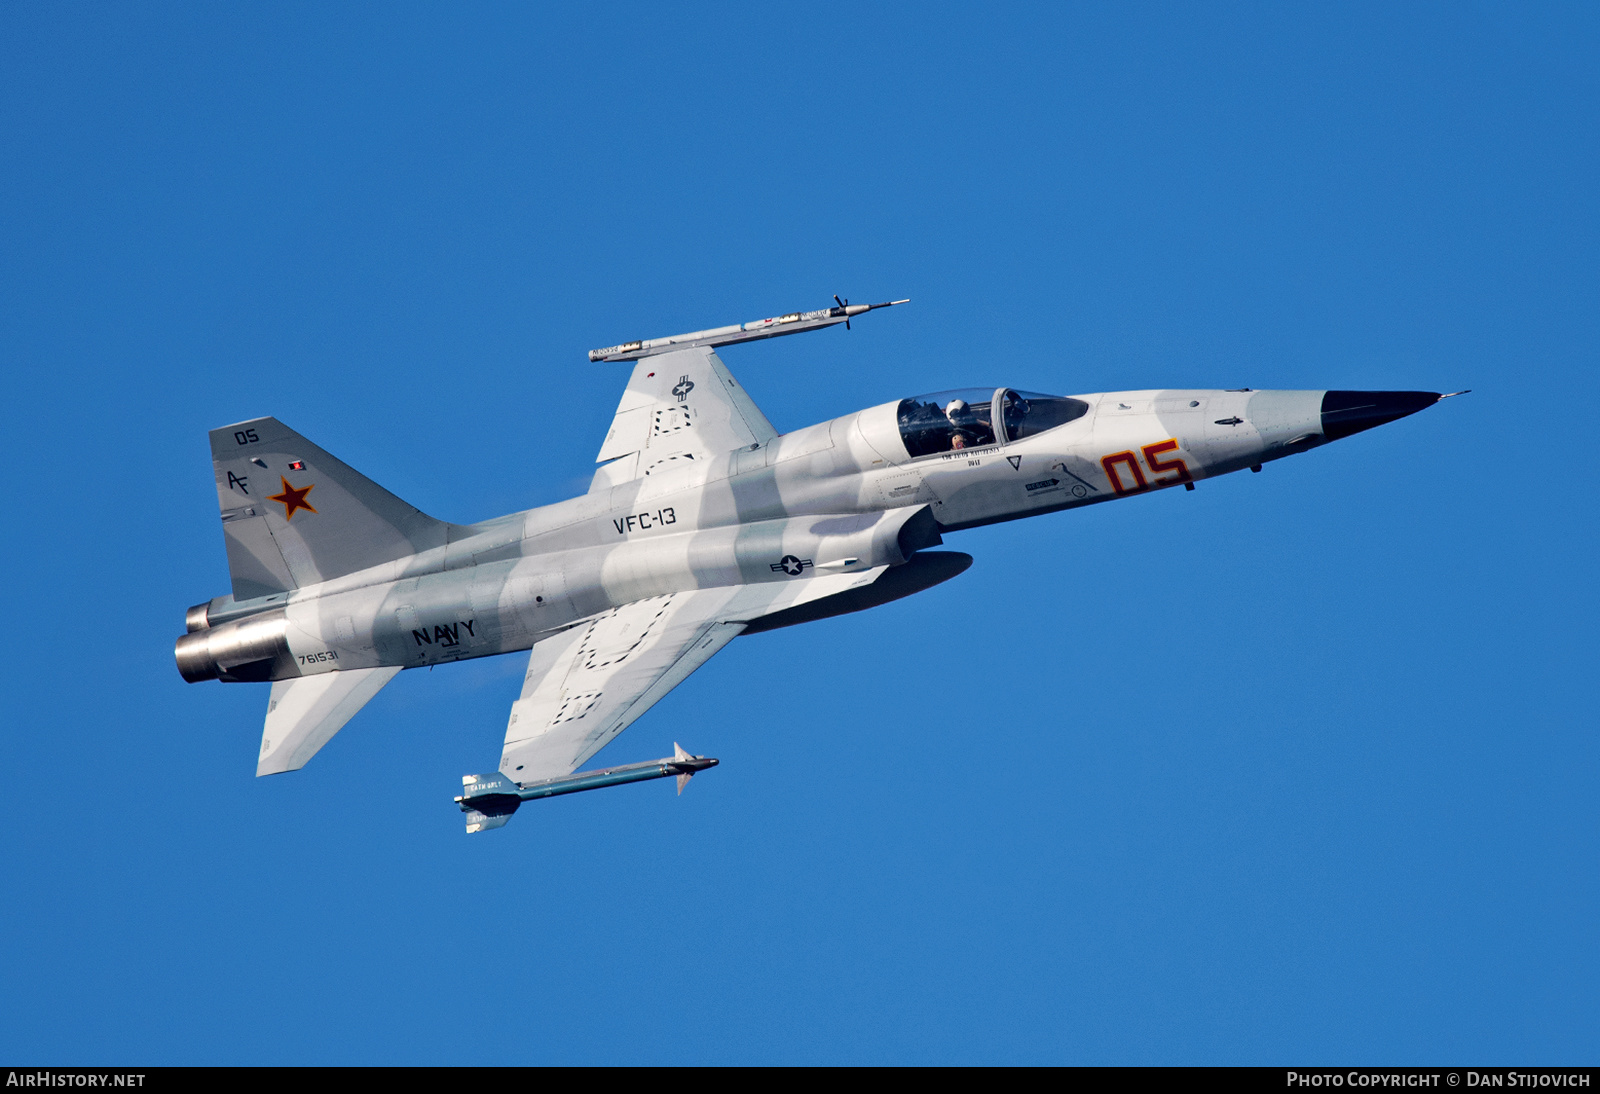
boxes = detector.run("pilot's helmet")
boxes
[945,399,968,421]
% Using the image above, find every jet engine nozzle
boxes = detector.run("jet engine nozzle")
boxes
[174,609,291,683]
[184,602,213,633]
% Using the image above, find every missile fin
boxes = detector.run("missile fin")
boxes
[464,809,514,834]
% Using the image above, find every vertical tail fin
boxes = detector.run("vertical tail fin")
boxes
[210,417,457,599]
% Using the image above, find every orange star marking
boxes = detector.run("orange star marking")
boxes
[267,476,317,521]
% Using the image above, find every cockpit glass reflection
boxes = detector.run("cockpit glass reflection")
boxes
[897,388,999,457]
[1000,390,1091,442]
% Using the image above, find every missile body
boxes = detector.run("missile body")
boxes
[588,298,907,361]
[455,747,718,832]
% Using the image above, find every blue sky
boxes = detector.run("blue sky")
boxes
[2,3,1595,1064]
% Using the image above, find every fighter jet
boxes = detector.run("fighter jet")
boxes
[175,298,1461,831]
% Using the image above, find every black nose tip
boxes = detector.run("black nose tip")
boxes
[1321,390,1442,440]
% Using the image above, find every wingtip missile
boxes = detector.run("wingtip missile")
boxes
[588,297,909,362]
[455,748,720,832]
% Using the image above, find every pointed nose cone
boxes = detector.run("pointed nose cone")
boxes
[1321,390,1442,440]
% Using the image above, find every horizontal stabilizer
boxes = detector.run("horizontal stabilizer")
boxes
[258,666,401,776]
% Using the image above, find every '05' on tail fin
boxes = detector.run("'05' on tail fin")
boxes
[211,417,461,600]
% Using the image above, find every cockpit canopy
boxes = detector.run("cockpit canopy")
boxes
[896,388,1090,458]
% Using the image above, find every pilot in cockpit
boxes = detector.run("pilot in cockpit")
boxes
[946,399,977,450]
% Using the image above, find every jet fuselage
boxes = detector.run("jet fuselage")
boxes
[177,386,1436,689]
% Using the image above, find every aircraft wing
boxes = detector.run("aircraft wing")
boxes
[590,346,777,490]
[498,567,890,782]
